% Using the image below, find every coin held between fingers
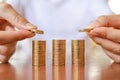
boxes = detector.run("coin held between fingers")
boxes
[29,29,44,34]
[78,26,93,32]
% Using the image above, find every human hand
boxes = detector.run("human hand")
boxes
[88,14,120,63]
[101,63,120,80]
[0,2,38,63]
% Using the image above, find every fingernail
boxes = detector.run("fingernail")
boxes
[25,30,36,38]
[25,23,37,29]
[28,33,36,38]
[89,30,98,37]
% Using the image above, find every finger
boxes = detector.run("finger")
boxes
[0,3,37,30]
[0,43,16,63]
[0,21,15,30]
[92,37,120,55]
[0,36,16,63]
[0,30,35,44]
[88,27,120,43]
[3,22,15,31]
[0,55,8,63]
[103,49,120,63]
[90,15,120,28]
[5,25,14,31]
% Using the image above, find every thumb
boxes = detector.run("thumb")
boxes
[0,2,37,30]
[90,15,120,28]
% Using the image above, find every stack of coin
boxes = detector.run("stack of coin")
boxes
[71,40,85,66]
[32,40,46,66]
[52,40,66,66]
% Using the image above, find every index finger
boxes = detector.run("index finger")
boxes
[0,2,37,30]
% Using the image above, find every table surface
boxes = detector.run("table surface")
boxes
[0,45,120,80]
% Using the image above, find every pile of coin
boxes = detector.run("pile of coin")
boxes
[52,40,66,66]
[32,40,46,66]
[71,40,85,66]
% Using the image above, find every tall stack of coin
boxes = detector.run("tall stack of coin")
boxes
[52,40,66,66]
[32,40,46,66]
[71,40,85,66]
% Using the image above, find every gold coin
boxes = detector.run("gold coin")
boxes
[72,40,85,66]
[52,40,66,66]
[32,40,46,66]
[29,29,44,34]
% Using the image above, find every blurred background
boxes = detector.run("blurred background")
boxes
[0,0,120,63]
[108,0,120,14]
[1,0,120,14]
[4,0,120,62]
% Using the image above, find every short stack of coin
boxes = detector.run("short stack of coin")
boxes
[71,40,85,66]
[32,40,46,66]
[52,40,66,66]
